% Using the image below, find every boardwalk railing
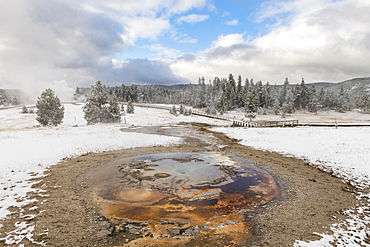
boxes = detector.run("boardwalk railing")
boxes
[128,103,232,122]
[131,103,173,111]
[124,102,299,128]
[191,110,230,121]
[232,119,299,128]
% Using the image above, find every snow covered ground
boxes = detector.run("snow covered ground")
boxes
[0,103,228,245]
[215,126,370,246]
[222,108,370,124]
[2,103,370,246]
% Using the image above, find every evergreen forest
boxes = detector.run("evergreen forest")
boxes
[75,75,370,116]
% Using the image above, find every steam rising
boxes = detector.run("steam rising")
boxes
[0,0,188,102]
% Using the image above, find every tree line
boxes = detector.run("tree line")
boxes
[75,74,370,118]
[29,74,370,127]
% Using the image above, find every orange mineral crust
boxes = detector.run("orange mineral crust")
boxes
[86,152,279,246]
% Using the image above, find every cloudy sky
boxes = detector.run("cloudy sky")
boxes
[1,0,369,98]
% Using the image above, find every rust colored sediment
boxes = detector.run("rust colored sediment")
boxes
[87,152,279,246]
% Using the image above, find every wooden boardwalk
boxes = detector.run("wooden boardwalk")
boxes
[191,110,231,121]
[299,122,370,127]
[130,103,231,121]
[125,103,370,128]
[232,119,299,128]
[128,103,302,128]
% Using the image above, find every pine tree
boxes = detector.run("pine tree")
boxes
[243,78,250,99]
[83,81,108,124]
[229,89,237,110]
[293,78,309,110]
[273,98,280,115]
[220,81,228,112]
[280,77,290,106]
[126,100,135,114]
[300,78,309,109]
[337,86,348,112]
[196,77,206,108]
[318,88,326,109]
[170,105,177,115]
[184,108,192,116]
[245,91,258,120]
[293,83,302,109]
[36,88,64,126]
[226,74,237,110]
[308,85,318,113]
[264,81,271,108]
[358,94,370,113]
[107,92,122,122]
[236,75,243,107]
[21,105,28,114]
[179,104,185,115]
[282,87,294,114]
[83,81,122,124]
[255,80,264,108]
[270,84,280,110]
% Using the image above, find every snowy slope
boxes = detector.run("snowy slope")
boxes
[215,126,370,246]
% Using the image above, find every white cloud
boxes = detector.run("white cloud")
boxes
[256,0,333,23]
[225,19,239,26]
[0,0,210,97]
[109,59,188,85]
[172,0,370,84]
[85,0,208,17]
[176,14,209,24]
[124,17,171,41]
[221,11,230,17]
[147,44,181,59]
[2,0,369,94]
[170,31,198,44]
[166,0,209,15]
[111,59,127,69]
[211,33,246,48]
[178,37,198,44]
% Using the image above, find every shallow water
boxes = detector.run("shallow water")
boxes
[85,126,280,245]
[86,151,279,245]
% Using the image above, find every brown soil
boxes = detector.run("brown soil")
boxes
[0,125,357,247]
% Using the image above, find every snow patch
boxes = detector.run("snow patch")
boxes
[215,126,370,246]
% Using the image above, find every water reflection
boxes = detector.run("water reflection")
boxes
[86,151,279,245]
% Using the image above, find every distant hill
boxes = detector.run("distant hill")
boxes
[324,77,370,96]
[305,82,334,91]
[160,84,190,90]
[305,77,370,96]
